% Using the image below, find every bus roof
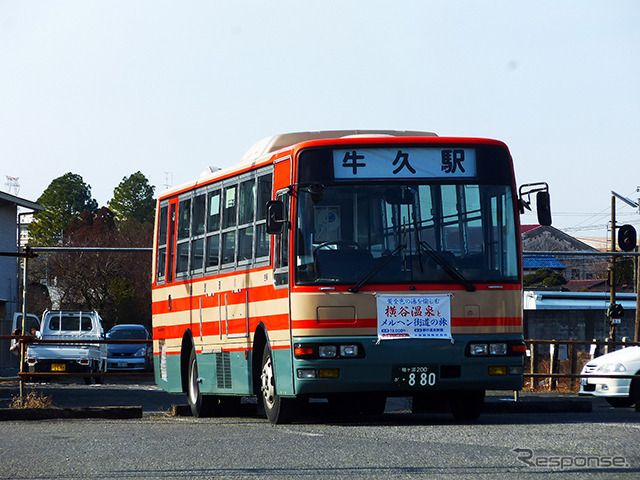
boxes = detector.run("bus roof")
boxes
[159,130,440,199]
[240,130,438,164]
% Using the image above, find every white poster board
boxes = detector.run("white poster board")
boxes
[376,294,452,341]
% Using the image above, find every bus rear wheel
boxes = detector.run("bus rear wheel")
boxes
[187,348,218,417]
[260,345,294,424]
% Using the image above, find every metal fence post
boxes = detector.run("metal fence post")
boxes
[549,341,557,391]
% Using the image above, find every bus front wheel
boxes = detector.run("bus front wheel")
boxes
[260,345,294,424]
[187,348,218,417]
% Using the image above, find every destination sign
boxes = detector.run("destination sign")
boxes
[333,148,476,179]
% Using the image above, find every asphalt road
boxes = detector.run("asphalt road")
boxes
[1,379,639,479]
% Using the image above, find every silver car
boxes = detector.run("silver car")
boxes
[580,346,640,408]
[106,324,152,372]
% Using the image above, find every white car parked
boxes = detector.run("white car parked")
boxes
[579,346,640,408]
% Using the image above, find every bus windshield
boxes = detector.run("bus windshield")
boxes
[295,183,518,286]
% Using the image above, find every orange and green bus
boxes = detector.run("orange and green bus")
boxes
[152,130,551,423]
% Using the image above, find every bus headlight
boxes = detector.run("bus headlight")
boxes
[490,343,507,356]
[339,345,359,357]
[470,344,488,356]
[318,345,337,358]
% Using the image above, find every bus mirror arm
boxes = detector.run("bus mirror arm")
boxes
[266,200,286,234]
[518,182,552,226]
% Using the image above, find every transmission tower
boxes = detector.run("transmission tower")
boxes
[4,175,20,196]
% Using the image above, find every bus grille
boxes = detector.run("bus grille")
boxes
[216,351,232,389]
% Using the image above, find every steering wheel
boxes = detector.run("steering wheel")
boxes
[312,240,361,256]
[312,241,361,278]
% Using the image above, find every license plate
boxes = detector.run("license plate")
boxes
[51,363,66,372]
[393,365,438,388]
[118,361,128,368]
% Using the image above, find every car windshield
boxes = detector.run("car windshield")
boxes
[295,183,518,286]
[108,328,147,340]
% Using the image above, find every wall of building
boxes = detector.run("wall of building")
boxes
[524,308,637,344]
[0,204,18,372]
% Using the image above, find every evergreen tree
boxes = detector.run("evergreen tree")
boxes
[28,173,98,246]
[108,171,155,223]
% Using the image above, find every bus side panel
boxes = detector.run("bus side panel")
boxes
[196,350,253,396]
[154,348,183,393]
[272,346,295,397]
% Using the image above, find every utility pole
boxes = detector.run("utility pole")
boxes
[609,195,617,342]
[609,191,640,344]
[636,247,640,342]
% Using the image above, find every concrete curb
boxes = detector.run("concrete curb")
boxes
[0,406,143,421]
[0,398,593,421]
[483,399,592,414]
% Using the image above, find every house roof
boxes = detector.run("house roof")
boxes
[562,279,607,292]
[522,255,565,270]
[524,290,637,310]
[521,224,599,252]
[520,224,541,234]
[0,191,43,211]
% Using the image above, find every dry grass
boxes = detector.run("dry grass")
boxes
[9,391,54,409]
[523,350,594,392]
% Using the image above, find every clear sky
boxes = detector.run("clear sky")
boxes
[2,0,639,238]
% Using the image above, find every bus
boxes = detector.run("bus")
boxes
[151,130,551,423]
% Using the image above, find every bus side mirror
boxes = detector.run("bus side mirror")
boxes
[536,191,552,226]
[518,182,552,226]
[266,200,285,234]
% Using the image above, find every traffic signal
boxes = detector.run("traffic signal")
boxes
[618,224,637,252]
[607,303,624,319]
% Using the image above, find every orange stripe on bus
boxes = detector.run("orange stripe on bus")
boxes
[451,316,522,327]
[152,313,290,340]
[152,286,288,315]
[290,316,522,330]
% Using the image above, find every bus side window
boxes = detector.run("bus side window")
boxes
[167,203,176,283]
[156,204,169,283]
[238,178,256,263]
[205,189,221,272]
[221,184,238,268]
[176,197,192,275]
[255,173,272,259]
[190,193,206,274]
[273,191,289,286]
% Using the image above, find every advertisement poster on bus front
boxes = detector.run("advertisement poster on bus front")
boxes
[376,294,452,341]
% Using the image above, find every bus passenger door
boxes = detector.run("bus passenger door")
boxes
[268,156,295,398]
[167,200,178,284]
[273,189,290,287]
[272,156,292,289]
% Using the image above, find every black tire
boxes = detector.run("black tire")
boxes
[94,361,105,384]
[606,396,633,408]
[260,345,294,424]
[450,390,485,422]
[630,376,640,409]
[84,365,93,385]
[186,348,218,417]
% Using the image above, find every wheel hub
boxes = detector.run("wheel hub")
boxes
[261,356,275,408]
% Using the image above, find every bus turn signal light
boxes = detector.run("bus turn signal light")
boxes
[488,366,507,376]
[294,346,315,358]
[318,368,339,379]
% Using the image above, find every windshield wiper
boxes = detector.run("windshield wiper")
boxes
[418,241,476,292]
[349,244,406,293]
